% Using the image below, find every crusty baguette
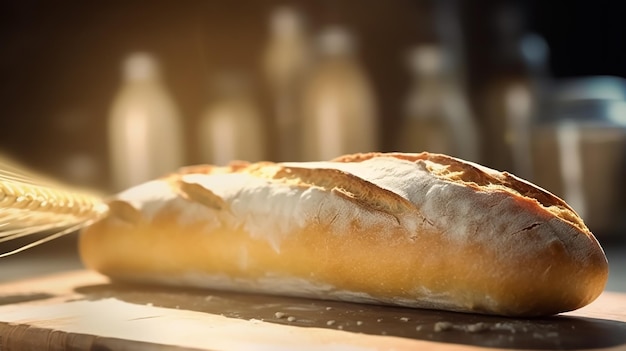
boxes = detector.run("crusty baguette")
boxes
[79,152,608,316]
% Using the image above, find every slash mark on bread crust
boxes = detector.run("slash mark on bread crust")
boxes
[511,222,543,235]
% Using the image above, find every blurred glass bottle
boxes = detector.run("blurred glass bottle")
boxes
[479,3,538,178]
[300,27,378,161]
[262,6,311,161]
[198,72,266,166]
[108,52,184,191]
[397,45,479,161]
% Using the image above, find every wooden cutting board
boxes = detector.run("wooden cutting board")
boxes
[1,270,625,350]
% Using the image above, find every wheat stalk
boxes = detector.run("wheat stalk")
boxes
[0,158,108,257]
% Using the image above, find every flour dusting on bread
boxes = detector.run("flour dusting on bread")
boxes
[81,152,608,316]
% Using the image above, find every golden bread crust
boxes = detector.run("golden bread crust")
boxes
[80,152,608,316]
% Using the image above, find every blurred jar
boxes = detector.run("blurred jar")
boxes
[198,72,266,166]
[533,77,626,237]
[262,6,311,161]
[108,53,184,191]
[397,45,479,162]
[300,27,378,161]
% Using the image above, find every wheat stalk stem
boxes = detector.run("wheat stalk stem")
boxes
[0,158,109,256]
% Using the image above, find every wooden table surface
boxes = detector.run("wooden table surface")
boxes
[0,270,625,351]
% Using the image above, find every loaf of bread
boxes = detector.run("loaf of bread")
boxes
[79,152,608,316]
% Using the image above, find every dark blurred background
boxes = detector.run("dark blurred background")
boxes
[1,0,626,285]
[2,1,625,172]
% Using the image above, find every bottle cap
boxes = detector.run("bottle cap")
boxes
[408,45,442,75]
[123,52,160,81]
[270,7,304,38]
[317,26,355,56]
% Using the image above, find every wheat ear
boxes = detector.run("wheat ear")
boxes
[0,161,108,257]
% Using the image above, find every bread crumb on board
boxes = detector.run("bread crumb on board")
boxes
[431,320,558,336]
[434,321,454,332]
[433,321,492,333]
